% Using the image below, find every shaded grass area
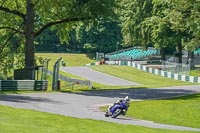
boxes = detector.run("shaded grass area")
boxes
[90,65,196,88]
[126,93,200,128]
[0,105,195,133]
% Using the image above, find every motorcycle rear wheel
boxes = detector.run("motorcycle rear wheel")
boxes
[105,111,110,117]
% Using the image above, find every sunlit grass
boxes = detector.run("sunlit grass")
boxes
[90,65,196,88]
[127,93,200,128]
[36,53,95,71]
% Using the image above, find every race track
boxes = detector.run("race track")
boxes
[1,66,200,131]
[1,85,200,131]
[60,67,141,86]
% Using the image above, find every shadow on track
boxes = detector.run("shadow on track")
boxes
[66,87,199,100]
[0,95,61,103]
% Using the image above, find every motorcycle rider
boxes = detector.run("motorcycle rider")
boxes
[107,96,130,116]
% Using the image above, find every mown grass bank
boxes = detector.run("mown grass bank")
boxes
[127,93,200,128]
[90,65,196,88]
[36,53,95,69]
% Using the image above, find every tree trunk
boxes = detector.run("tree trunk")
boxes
[160,47,166,61]
[25,0,34,67]
[177,43,182,63]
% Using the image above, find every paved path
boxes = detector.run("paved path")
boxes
[0,85,200,131]
[60,67,141,86]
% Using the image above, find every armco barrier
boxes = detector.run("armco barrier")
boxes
[59,74,92,89]
[0,80,48,91]
[85,61,200,83]
[47,70,93,89]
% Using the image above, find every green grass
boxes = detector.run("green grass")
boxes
[127,93,200,128]
[190,69,200,77]
[90,65,196,88]
[0,105,196,133]
[36,53,95,70]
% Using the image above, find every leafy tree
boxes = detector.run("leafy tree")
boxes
[35,19,122,53]
[150,0,200,62]
[140,0,179,60]
[35,28,61,52]
[119,0,200,62]
[75,19,122,53]
[119,0,153,47]
[0,0,116,77]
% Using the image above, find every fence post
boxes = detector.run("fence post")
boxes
[42,58,51,80]
[188,58,191,75]
[52,57,62,91]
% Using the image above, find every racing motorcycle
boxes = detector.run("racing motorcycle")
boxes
[105,100,129,118]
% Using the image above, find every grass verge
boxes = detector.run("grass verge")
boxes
[127,93,200,128]
[90,65,196,88]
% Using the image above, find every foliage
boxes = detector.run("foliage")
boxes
[74,19,122,53]
[119,0,200,61]
[0,0,117,77]
[119,0,153,48]
[35,19,123,53]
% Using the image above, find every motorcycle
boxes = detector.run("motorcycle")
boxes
[105,101,129,118]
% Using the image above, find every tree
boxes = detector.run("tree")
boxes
[149,0,200,62]
[35,28,61,52]
[0,0,116,77]
[119,0,200,63]
[118,0,153,47]
[74,19,122,53]
[140,1,179,60]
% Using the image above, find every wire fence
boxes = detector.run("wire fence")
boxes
[161,61,190,75]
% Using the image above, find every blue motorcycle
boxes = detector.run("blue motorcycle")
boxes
[105,101,129,118]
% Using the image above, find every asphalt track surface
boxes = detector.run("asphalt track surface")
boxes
[60,66,141,86]
[1,67,200,131]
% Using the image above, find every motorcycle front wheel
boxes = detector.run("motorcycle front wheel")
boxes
[111,109,122,118]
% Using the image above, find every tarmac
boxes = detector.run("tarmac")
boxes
[60,66,141,86]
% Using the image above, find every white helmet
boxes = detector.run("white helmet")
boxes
[124,96,130,103]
